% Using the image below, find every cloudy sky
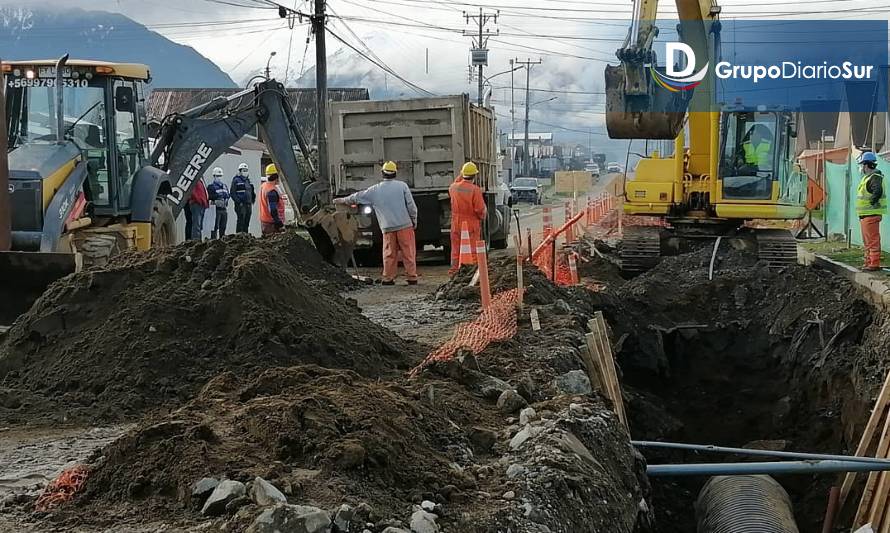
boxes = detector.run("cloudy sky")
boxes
[3,0,886,152]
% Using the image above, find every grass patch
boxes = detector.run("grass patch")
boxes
[801,241,890,274]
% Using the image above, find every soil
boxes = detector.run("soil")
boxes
[16,240,651,532]
[0,232,414,426]
[608,244,887,533]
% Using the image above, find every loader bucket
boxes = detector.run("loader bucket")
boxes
[605,64,691,139]
[0,251,78,326]
[305,206,358,268]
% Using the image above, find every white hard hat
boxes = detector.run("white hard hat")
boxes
[238,163,249,171]
[212,167,224,177]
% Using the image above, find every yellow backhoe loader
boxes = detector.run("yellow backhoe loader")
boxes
[0,56,356,325]
[605,0,807,273]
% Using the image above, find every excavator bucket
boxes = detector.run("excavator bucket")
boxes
[0,251,79,326]
[605,64,691,139]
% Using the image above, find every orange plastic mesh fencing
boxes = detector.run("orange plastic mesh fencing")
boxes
[408,289,520,377]
[34,465,90,511]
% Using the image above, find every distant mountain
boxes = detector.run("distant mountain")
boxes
[0,6,235,88]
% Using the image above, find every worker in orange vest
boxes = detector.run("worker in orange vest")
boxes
[259,163,285,236]
[448,161,487,275]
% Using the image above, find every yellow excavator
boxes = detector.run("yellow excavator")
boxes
[605,0,807,272]
[0,56,356,324]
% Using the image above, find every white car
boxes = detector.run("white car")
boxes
[607,162,623,173]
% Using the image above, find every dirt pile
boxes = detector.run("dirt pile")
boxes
[0,232,414,425]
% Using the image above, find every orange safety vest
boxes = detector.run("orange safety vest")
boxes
[259,180,285,224]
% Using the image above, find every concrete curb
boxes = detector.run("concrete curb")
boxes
[798,246,890,309]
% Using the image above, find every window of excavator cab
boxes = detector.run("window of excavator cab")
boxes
[4,76,112,206]
[721,112,779,200]
[113,80,140,209]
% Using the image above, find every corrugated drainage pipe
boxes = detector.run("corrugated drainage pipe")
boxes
[695,475,799,533]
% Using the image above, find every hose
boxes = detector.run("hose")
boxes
[695,475,799,533]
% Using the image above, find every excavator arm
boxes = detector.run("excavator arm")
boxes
[149,79,356,265]
[606,0,721,140]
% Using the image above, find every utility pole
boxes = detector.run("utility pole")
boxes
[515,58,541,175]
[510,59,516,182]
[463,8,498,106]
[311,0,329,180]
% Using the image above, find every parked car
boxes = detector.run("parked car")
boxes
[510,177,543,205]
[584,162,601,177]
[607,162,624,174]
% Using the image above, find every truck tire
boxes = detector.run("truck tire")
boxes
[151,196,177,248]
[490,238,508,250]
[80,233,123,268]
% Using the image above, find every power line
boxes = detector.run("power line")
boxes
[325,27,436,96]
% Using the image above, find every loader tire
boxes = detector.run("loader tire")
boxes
[80,233,123,268]
[151,196,177,248]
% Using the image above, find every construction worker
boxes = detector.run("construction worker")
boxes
[206,167,230,239]
[259,163,286,236]
[188,175,210,240]
[448,161,487,275]
[742,124,774,170]
[333,161,419,285]
[231,162,256,234]
[857,151,886,271]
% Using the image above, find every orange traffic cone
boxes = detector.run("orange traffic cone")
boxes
[459,221,476,266]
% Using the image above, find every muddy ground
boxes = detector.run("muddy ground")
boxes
[1,229,889,532]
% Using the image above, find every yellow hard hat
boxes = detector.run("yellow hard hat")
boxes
[265,163,277,176]
[382,161,397,174]
[461,161,479,176]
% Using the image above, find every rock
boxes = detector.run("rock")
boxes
[226,495,251,514]
[509,425,544,450]
[506,464,527,479]
[201,280,212,290]
[381,528,411,533]
[409,509,439,533]
[247,503,332,533]
[516,375,536,402]
[477,374,512,400]
[249,476,287,506]
[334,503,355,531]
[519,407,538,425]
[496,389,527,414]
[553,370,592,395]
[420,500,436,512]
[553,298,572,314]
[202,480,246,517]
[502,491,515,500]
[468,426,497,453]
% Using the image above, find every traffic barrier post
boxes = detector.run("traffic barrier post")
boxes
[543,206,552,237]
[476,240,491,310]
[568,253,579,285]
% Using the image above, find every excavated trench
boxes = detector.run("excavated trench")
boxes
[607,249,886,533]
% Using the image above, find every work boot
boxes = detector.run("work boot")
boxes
[407,279,418,285]
[381,280,395,286]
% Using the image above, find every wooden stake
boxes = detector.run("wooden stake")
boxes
[530,308,541,331]
[513,235,524,310]
[854,411,890,528]
[842,371,890,507]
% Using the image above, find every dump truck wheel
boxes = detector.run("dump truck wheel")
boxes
[151,196,176,248]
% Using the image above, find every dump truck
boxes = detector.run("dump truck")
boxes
[326,94,510,263]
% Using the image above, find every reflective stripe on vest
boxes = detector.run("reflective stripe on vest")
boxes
[856,172,887,216]
[743,141,772,166]
[259,181,285,223]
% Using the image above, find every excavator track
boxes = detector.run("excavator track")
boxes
[754,228,798,268]
[621,226,662,274]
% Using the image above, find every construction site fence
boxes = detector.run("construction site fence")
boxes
[410,190,626,376]
[824,157,890,250]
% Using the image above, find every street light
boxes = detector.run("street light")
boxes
[265,51,277,79]
[529,96,558,107]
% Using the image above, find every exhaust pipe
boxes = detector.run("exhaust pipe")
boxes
[695,475,799,533]
[55,53,69,143]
